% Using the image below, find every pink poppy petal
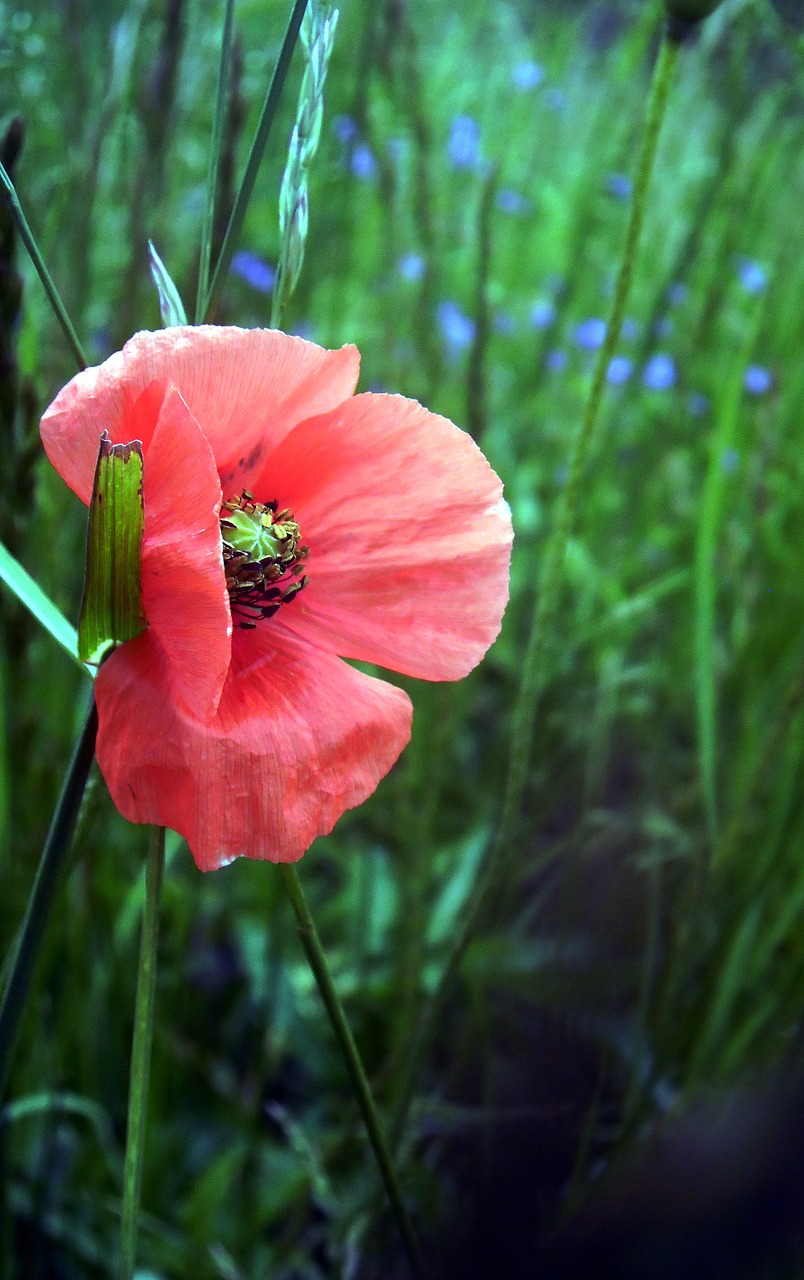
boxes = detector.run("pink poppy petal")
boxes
[94,624,412,870]
[255,393,513,681]
[40,328,360,506]
[141,385,230,721]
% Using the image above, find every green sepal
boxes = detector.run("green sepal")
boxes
[147,239,188,327]
[78,432,147,665]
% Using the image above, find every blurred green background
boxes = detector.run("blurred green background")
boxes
[2,0,804,1275]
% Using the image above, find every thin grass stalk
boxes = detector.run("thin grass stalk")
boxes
[118,825,165,1280]
[271,0,339,327]
[195,0,236,324]
[391,29,681,1147]
[203,0,309,321]
[717,655,804,872]
[0,694,98,1101]
[277,863,428,1280]
[693,298,764,850]
[0,162,87,371]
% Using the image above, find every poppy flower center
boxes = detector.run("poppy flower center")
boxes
[220,490,308,629]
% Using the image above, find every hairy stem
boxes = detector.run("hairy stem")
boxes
[278,862,427,1279]
[118,826,165,1280]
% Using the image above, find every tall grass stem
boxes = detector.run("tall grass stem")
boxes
[203,0,309,321]
[271,0,339,326]
[118,825,165,1280]
[277,863,428,1280]
[195,0,235,324]
[0,162,87,371]
[391,30,681,1144]
[0,694,98,1102]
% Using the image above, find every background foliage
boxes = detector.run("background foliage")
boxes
[2,0,804,1275]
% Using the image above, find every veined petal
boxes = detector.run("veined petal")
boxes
[257,393,513,681]
[94,625,412,870]
[40,327,360,506]
[141,386,230,721]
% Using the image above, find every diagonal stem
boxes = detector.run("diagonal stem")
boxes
[0,693,98,1102]
[195,0,236,324]
[203,0,309,321]
[0,162,87,371]
[391,28,681,1148]
[118,826,165,1280]
[277,863,428,1280]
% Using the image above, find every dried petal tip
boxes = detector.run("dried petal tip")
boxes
[78,431,147,665]
[664,0,727,40]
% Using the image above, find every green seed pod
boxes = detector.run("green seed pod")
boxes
[664,0,727,41]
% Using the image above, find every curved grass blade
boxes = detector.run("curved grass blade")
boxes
[0,542,82,671]
[148,240,188,328]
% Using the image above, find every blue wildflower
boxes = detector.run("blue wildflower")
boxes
[497,187,529,215]
[574,318,607,351]
[736,258,768,294]
[744,365,773,396]
[607,355,633,385]
[606,173,632,201]
[493,312,517,335]
[436,301,475,353]
[688,393,709,416]
[529,299,556,329]
[350,143,377,180]
[666,282,689,306]
[448,115,481,169]
[721,447,740,474]
[546,348,568,373]
[398,252,425,282]
[231,251,276,294]
[331,114,358,143]
[512,60,544,90]
[643,353,677,391]
[544,88,566,112]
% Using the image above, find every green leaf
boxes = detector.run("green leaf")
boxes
[0,541,82,668]
[147,238,188,327]
[78,432,146,665]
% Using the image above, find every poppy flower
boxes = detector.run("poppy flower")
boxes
[41,327,512,870]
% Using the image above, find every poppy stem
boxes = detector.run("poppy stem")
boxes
[0,161,87,371]
[277,863,429,1280]
[390,28,681,1145]
[118,825,165,1280]
[0,692,98,1103]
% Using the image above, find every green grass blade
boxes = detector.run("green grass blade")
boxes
[148,240,188,327]
[195,0,235,325]
[0,694,98,1102]
[0,161,87,371]
[0,542,82,671]
[203,0,309,321]
[693,301,764,847]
